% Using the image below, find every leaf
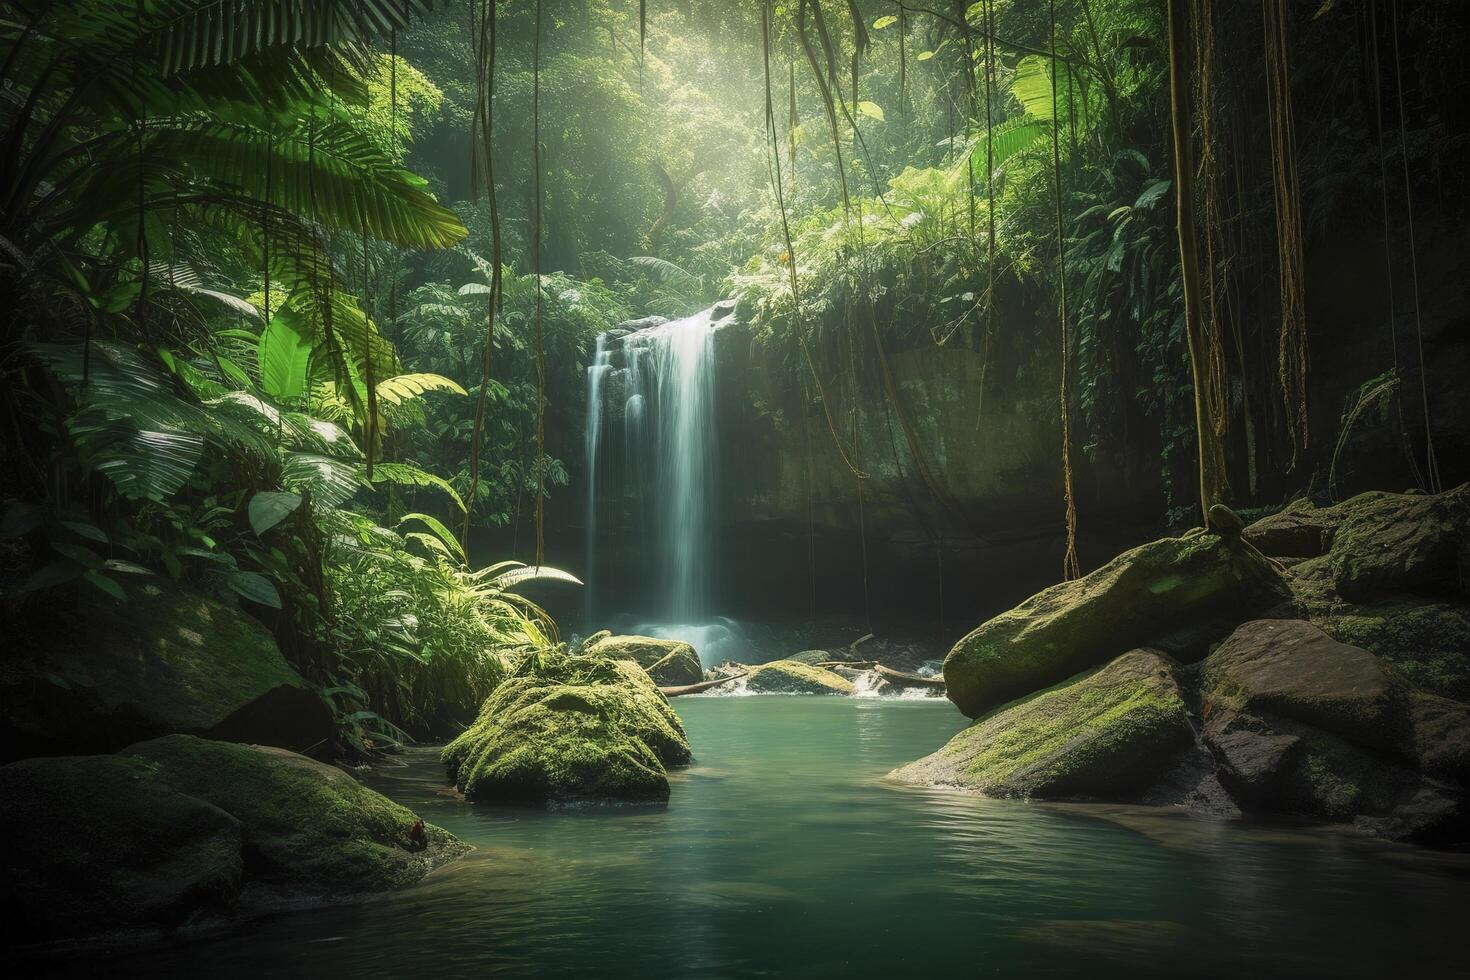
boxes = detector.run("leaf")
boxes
[52,543,103,568]
[375,373,467,406]
[259,316,312,400]
[1134,179,1172,210]
[856,101,885,122]
[248,491,303,535]
[488,565,584,592]
[1,502,43,539]
[873,15,898,29]
[84,570,127,601]
[20,561,85,593]
[917,50,935,62]
[371,463,466,512]
[103,559,153,575]
[398,512,465,563]
[62,521,109,543]
[228,570,282,608]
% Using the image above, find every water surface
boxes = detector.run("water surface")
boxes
[82,698,1470,977]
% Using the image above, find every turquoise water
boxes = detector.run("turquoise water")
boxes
[79,697,1470,977]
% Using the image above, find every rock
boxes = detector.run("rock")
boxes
[1,582,333,762]
[1312,599,1470,700]
[124,735,467,900]
[1207,503,1245,537]
[0,735,466,945]
[891,649,1194,799]
[1409,692,1470,783]
[579,629,613,652]
[1243,498,1334,557]
[584,634,704,686]
[786,649,837,665]
[0,753,244,944]
[943,534,1289,718]
[614,315,669,333]
[743,659,855,695]
[1326,486,1468,601]
[442,651,691,804]
[1200,620,1407,757]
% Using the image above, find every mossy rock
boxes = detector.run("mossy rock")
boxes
[0,753,244,944]
[1243,497,1334,558]
[442,651,691,804]
[1313,598,1470,700]
[1,581,332,762]
[1325,487,1468,601]
[124,735,468,900]
[891,649,1193,799]
[0,735,466,946]
[943,534,1290,718]
[743,659,855,695]
[584,634,704,686]
[1200,620,1408,757]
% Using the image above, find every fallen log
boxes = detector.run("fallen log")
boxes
[660,672,747,697]
[874,665,946,689]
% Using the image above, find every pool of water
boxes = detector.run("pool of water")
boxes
[67,697,1470,977]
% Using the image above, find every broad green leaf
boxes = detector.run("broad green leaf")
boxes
[248,491,303,535]
[857,101,885,122]
[52,542,103,568]
[259,316,312,400]
[375,373,467,406]
[917,50,935,61]
[399,512,465,563]
[20,561,85,593]
[873,15,898,29]
[84,570,127,601]
[229,570,282,608]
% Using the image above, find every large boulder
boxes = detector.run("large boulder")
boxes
[1243,497,1335,558]
[1,582,332,762]
[0,735,466,945]
[891,650,1193,799]
[1311,599,1470,701]
[125,735,467,899]
[585,634,704,686]
[743,659,855,695]
[0,753,244,944]
[943,534,1290,718]
[1325,487,1468,601]
[443,651,691,804]
[1201,620,1469,844]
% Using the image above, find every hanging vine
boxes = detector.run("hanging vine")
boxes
[1050,0,1080,580]
[533,0,547,565]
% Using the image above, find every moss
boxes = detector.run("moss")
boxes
[943,534,1289,718]
[892,650,1193,799]
[124,735,467,898]
[1313,599,1470,701]
[442,651,692,804]
[1325,487,1467,601]
[743,659,855,695]
[584,635,704,686]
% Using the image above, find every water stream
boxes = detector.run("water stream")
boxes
[76,698,1470,979]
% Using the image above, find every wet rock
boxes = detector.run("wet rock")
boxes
[943,534,1289,718]
[1313,599,1470,700]
[443,651,691,804]
[743,659,855,695]
[585,634,704,686]
[1,582,332,763]
[891,649,1194,799]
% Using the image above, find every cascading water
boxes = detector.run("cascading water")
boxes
[584,308,747,666]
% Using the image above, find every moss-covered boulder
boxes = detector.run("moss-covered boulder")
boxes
[584,634,704,686]
[0,753,244,944]
[1309,599,1470,701]
[124,735,467,900]
[442,652,691,804]
[891,650,1193,798]
[1325,487,1468,601]
[943,534,1289,718]
[0,735,466,946]
[743,659,855,695]
[1243,497,1336,558]
[1,582,332,762]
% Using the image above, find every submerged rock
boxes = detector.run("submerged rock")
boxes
[1,582,333,762]
[585,634,704,686]
[942,534,1289,718]
[442,651,691,804]
[891,649,1193,799]
[0,735,465,946]
[743,659,856,695]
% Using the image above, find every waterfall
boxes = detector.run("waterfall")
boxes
[583,333,612,624]
[584,307,723,661]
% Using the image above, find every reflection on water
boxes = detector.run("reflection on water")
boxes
[44,697,1470,978]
